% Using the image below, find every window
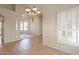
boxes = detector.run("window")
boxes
[57,7,79,47]
[16,21,28,31]
[20,22,23,30]
[24,22,28,30]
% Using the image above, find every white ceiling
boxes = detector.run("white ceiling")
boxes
[41,4,79,11]
[18,4,79,11]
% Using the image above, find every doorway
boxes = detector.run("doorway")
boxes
[0,15,4,44]
[16,19,34,40]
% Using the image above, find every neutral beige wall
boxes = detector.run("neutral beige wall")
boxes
[42,5,57,45]
[42,5,79,54]
[30,16,42,35]
[0,7,17,43]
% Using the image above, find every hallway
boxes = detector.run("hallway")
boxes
[0,36,68,55]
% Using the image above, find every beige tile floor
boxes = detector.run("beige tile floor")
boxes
[0,34,68,55]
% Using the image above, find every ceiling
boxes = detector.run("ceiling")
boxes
[0,4,79,12]
[18,4,79,12]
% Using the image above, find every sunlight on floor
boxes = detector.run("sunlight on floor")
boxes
[19,39,30,50]
[20,34,35,39]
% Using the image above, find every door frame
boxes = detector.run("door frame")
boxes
[0,15,4,44]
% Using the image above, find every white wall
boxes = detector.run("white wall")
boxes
[42,5,57,45]
[42,5,79,54]
[0,7,17,43]
[30,16,42,35]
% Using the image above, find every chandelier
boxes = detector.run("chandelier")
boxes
[25,6,41,17]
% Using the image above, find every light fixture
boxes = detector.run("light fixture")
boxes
[21,6,41,22]
[25,6,41,17]
[32,7,37,11]
[25,8,31,12]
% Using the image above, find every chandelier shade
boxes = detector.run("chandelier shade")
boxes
[25,8,31,12]
[25,6,41,16]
